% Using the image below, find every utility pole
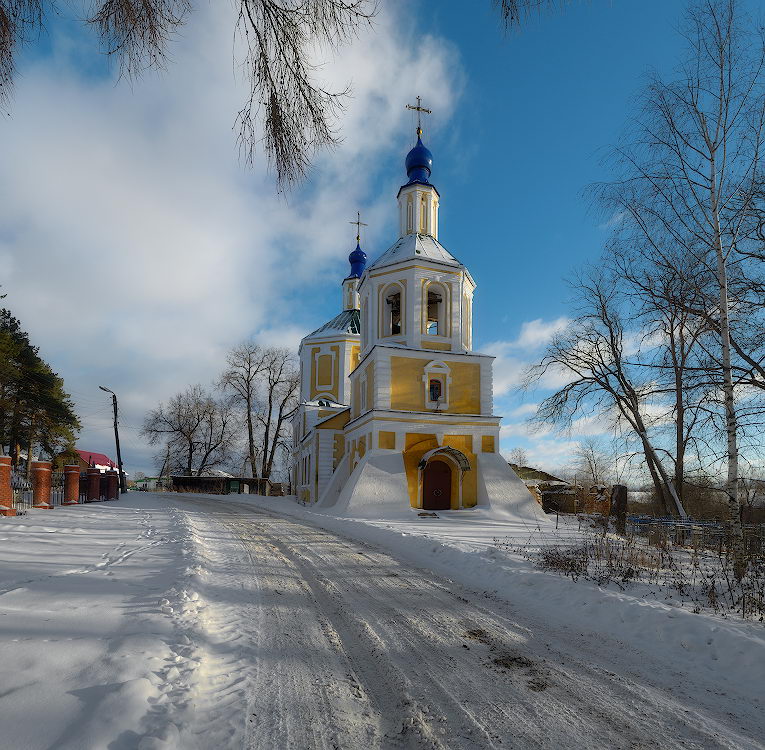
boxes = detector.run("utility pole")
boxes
[99,386,126,493]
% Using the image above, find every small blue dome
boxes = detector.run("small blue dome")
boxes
[348,242,367,278]
[405,134,433,184]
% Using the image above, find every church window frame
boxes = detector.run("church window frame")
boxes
[313,348,336,393]
[429,378,442,402]
[360,374,368,413]
[423,361,451,410]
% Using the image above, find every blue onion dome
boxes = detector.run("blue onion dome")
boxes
[348,241,367,278]
[405,129,433,184]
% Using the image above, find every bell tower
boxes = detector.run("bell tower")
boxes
[397,98,439,240]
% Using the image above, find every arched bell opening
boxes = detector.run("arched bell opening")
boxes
[417,446,471,510]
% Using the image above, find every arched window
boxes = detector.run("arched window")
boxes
[423,361,451,410]
[426,290,442,335]
[386,290,401,336]
[424,282,447,337]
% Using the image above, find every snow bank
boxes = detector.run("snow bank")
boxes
[320,450,413,519]
[476,452,549,522]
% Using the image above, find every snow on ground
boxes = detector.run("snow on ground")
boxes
[0,495,195,749]
[0,491,762,749]
[226,493,765,704]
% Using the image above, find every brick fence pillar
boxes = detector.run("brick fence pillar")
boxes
[86,467,102,502]
[31,460,53,509]
[106,470,119,501]
[62,465,80,506]
[0,456,17,517]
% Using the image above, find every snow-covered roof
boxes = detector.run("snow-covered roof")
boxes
[75,449,116,468]
[305,309,360,339]
[304,398,345,408]
[368,233,462,272]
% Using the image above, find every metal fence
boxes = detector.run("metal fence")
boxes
[626,516,765,558]
[10,469,33,513]
[10,468,88,512]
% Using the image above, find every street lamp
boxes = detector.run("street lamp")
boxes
[99,385,126,493]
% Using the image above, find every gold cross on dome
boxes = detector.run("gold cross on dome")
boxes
[406,96,432,136]
[349,211,368,242]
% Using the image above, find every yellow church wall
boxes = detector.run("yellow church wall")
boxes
[358,435,367,459]
[481,435,495,453]
[316,354,332,389]
[351,345,360,371]
[378,431,396,450]
[421,341,452,351]
[403,434,437,508]
[449,361,481,413]
[390,357,424,411]
[309,345,341,401]
[389,356,481,413]
[317,410,350,431]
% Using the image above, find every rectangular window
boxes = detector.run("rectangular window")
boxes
[429,378,442,402]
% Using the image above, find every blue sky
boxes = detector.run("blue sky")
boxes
[2,0,755,475]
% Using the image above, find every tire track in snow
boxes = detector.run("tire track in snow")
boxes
[170,498,763,750]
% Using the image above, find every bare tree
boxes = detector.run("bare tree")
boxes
[493,0,566,31]
[257,347,299,479]
[607,246,714,508]
[525,268,687,518]
[508,446,528,467]
[142,384,238,476]
[3,0,590,187]
[596,0,765,575]
[219,341,269,478]
[571,437,613,488]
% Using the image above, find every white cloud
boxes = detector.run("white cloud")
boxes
[510,317,571,350]
[0,3,463,473]
[508,402,539,419]
[480,315,571,396]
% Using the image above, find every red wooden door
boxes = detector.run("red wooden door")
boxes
[423,459,451,510]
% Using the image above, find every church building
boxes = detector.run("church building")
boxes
[291,119,540,518]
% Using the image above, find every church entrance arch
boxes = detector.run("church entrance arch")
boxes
[418,446,471,510]
[422,459,451,510]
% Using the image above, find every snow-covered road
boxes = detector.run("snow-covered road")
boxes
[0,493,762,749]
[180,496,763,750]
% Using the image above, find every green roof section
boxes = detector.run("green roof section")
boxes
[308,309,360,338]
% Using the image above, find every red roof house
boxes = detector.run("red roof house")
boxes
[74,450,117,470]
